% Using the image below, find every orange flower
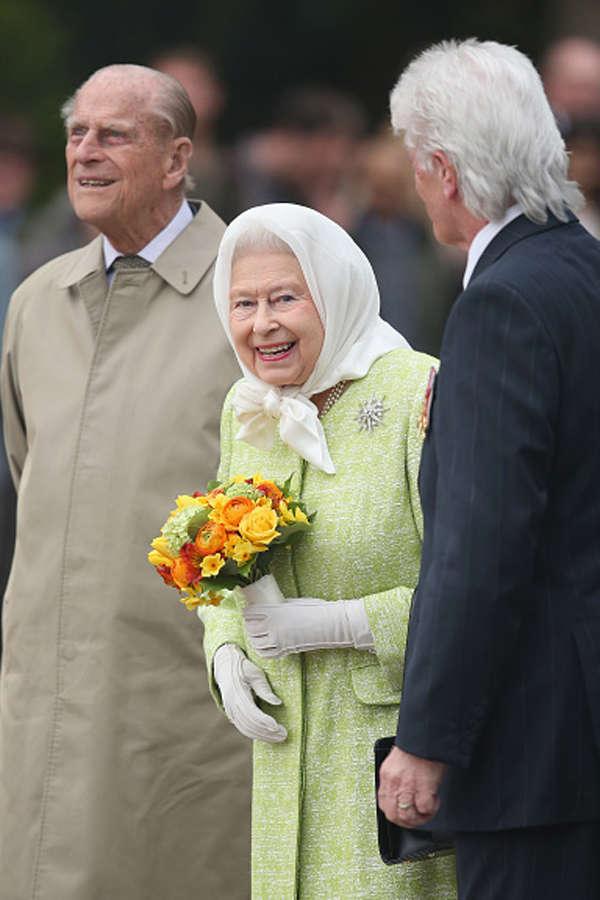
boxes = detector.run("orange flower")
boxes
[155,564,176,587]
[172,550,201,590]
[195,521,227,557]
[221,496,255,529]
[256,481,283,508]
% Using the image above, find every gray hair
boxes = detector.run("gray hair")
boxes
[390,38,583,223]
[61,64,196,192]
[231,223,295,264]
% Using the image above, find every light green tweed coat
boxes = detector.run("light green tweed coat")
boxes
[200,348,457,900]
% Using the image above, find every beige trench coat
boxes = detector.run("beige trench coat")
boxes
[0,203,251,900]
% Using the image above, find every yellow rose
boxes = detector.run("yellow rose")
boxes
[239,506,280,546]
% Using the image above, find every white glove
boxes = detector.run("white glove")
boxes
[212,643,287,743]
[242,598,375,658]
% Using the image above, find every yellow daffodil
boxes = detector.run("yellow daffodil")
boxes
[148,536,176,567]
[232,539,266,565]
[200,554,226,578]
[208,493,229,523]
[224,533,243,557]
[252,472,264,487]
[294,507,309,524]
[278,500,295,524]
[180,590,201,610]
[168,494,207,518]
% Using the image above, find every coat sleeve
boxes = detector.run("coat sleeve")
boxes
[1,294,27,489]
[362,367,431,692]
[395,278,558,766]
[198,383,248,710]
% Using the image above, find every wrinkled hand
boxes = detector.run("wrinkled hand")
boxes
[377,745,447,827]
[213,643,287,743]
[242,597,374,657]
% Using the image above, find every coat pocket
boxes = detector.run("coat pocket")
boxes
[573,620,600,751]
[350,663,403,706]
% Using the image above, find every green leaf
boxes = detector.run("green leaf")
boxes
[203,573,244,592]
[186,507,210,540]
[281,474,295,495]
[273,520,311,542]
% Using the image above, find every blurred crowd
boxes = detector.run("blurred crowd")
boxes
[2,33,600,614]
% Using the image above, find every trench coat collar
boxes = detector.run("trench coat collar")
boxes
[470,208,578,284]
[56,201,225,295]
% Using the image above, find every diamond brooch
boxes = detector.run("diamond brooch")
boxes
[356,395,389,433]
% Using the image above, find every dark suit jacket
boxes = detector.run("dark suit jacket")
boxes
[395,212,600,831]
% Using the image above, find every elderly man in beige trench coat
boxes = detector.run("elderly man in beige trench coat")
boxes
[0,64,251,900]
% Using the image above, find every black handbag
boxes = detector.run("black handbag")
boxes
[374,736,454,864]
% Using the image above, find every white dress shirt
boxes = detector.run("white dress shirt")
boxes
[103,199,194,279]
[463,204,524,289]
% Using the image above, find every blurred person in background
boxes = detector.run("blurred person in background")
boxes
[0,114,37,657]
[541,36,600,133]
[234,84,366,228]
[21,186,97,275]
[151,44,240,222]
[564,117,600,237]
[0,63,250,900]
[352,130,462,354]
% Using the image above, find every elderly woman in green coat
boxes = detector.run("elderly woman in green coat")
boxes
[198,203,456,899]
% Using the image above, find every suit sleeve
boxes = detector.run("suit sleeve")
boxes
[396,278,558,766]
[363,365,430,693]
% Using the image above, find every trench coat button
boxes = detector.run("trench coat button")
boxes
[61,642,77,661]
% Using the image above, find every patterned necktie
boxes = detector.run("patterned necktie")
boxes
[111,254,151,270]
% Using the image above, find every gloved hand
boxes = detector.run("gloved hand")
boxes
[213,643,287,743]
[242,598,375,658]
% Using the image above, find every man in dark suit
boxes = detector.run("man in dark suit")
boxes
[378,38,600,899]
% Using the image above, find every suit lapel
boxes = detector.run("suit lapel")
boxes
[470,210,578,283]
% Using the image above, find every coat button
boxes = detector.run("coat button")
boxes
[61,642,77,661]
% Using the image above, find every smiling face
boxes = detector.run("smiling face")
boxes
[229,250,325,387]
[65,70,188,252]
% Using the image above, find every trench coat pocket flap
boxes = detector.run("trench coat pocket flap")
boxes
[573,620,600,750]
[351,664,403,706]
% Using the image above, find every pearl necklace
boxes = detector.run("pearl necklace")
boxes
[318,380,348,419]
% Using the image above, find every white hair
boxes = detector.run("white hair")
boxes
[61,64,196,193]
[390,38,583,223]
[231,223,295,264]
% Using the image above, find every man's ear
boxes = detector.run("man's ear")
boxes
[432,150,458,200]
[163,137,193,190]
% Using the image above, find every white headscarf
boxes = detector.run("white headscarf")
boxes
[213,203,410,474]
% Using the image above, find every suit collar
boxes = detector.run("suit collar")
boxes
[470,209,578,283]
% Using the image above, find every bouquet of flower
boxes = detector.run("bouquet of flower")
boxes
[148,473,314,609]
